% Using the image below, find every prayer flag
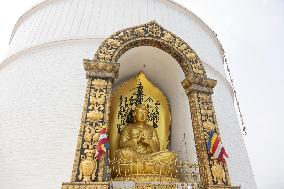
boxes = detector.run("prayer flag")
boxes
[207,130,229,163]
[95,127,109,160]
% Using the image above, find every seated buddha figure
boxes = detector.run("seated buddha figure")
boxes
[113,104,177,181]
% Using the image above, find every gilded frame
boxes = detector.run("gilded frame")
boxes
[63,21,240,189]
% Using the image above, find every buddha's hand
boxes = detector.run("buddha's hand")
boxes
[131,138,139,148]
[141,137,151,145]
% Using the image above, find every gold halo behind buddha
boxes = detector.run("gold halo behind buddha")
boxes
[109,72,177,182]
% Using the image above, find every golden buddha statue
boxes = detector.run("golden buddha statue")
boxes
[112,104,177,181]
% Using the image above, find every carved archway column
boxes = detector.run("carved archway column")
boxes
[62,21,240,189]
[62,59,119,189]
[182,74,240,189]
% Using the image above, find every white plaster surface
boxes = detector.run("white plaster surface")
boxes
[0,0,256,188]
[0,40,98,189]
[4,0,226,79]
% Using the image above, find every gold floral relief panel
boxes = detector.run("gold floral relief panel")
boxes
[71,78,111,182]
[196,92,230,186]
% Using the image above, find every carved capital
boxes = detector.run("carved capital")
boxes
[182,74,217,95]
[84,59,120,80]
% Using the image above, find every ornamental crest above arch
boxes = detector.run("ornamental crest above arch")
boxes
[92,21,206,77]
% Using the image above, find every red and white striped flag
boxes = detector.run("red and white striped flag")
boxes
[207,130,229,163]
[213,143,229,163]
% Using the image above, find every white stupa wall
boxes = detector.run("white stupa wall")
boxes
[6,0,225,78]
[0,0,256,189]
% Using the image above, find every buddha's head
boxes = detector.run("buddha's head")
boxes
[134,104,149,123]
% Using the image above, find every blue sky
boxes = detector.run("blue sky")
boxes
[1,0,284,188]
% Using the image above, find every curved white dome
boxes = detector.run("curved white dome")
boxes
[0,1,256,189]
[3,0,226,79]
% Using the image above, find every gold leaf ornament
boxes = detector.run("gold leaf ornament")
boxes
[161,32,174,43]
[98,47,114,61]
[84,126,94,143]
[203,120,216,131]
[79,149,97,182]
[148,24,161,37]
[92,79,107,89]
[192,62,204,75]
[96,95,106,105]
[89,96,97,105]
[107,39,121,48]
[134,27,145,36]
[118,30,131,41]
[105,64,114,72]
[176,41,187,51]
[211,161,226,185]
[87,111,104,122]
[92,132,100,142]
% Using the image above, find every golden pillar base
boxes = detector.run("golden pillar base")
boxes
[61,182,109,189]
[135,182,177,189]
[111,181,181,189]
[114,175,178,183]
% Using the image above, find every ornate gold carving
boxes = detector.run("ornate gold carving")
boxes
[182,77,235,188]
[191,61,204,75]
[61,182,108,189]
[63,21,240,189]
[70,80,92,182]
[186,91,213,186]
[107,39,122,48]
[203,120,217,132]
[112,105,177,182]
[161,32,174,43]
[84,59,120,79]
[148,24,162,37]
[79,149,97,182]
[98,154,106,182]
[91,79,108,88]
[135,183,176,189]
[134,27,146,37]
[109,73,177,182]
[77,79,108,182]
[109,72,172,156]
[82,125,97,150]
[94,21,206,77]
[211,160,226,185]
[87,111,104,122]
[98,47,114,62]
[64,76,114,187]
[182,74,217,95]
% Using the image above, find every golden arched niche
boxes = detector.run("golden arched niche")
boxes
[109,72,171,161]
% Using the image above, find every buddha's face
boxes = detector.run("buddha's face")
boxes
[135,107,148,123]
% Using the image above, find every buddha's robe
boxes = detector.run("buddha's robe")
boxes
[116,123,176,162]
